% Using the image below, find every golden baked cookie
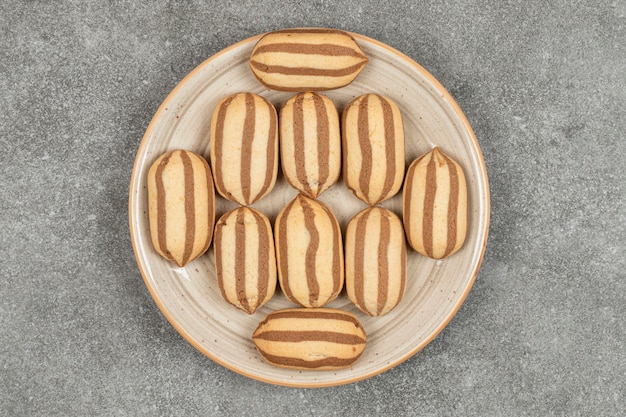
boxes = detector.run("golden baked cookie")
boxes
[210,92,278,206]
[147,149,215,267]
[249,28,368,91]
[252,308,366,370]
[214,207,277,315]
[279,92,341,198]
[403,147,467,259]
[345,207,407,316]
[274,194,344,308]
[342,94,405,205]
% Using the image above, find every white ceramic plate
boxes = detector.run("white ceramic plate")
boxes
[129,31,490,387]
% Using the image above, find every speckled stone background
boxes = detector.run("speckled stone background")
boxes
[1,1,625,416]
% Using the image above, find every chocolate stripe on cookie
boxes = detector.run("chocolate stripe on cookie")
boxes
[313,92,330,192]
[252,43,365,58]
[319,200,342,296]
[212,95,234,200]
[214,213,226,301]
[357,94,372,199]
[403,163,414,247]
[300,195,321,306]
[250,61,366,78]
[398,228,407,305]
[402,153,424,250]
[234,208,250,313]
[180,150,196,266]
[378,95,396,204]
[257,96,278,202]
[155,152,174,262]
[292,94,312,196]
[422,151,438,258]
[442,152,459,258]
[199,159,215,255]
[264,309,361,325]
[250,208,270,305]
[377,212,390,315]
[254,330,365,345]
[352,208,370,313]
[240,93,256,204]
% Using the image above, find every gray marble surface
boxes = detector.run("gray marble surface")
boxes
[1,1,625,416]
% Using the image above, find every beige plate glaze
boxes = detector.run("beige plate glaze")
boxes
[129,31,490,387]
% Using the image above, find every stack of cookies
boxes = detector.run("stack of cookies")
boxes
[146,28,468,371]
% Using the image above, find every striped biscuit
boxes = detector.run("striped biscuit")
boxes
[345,207,407,316]
[403,147,468,259]
[210,92,278,206]
[147,149,215,267]
[275,194,344,308]
[279,92,341,198]
[249,28,368,91]
[342,94,405,205]
[214,207,277,315]
[252,308,366,370]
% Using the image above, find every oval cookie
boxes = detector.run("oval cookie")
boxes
[345,207,407,316]
[252,308,366,370]
[214,207,277,314]
[403,147,468,259]
[342,94,405,205]
[210,92,278,206]
[275,194,344,308]
[279,92,341,198]
[147,149,215,267]
[249,28,368,91]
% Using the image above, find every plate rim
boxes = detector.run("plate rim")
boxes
[128,29,491,388]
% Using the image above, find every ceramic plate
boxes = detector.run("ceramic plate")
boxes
[129,30,490,387]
